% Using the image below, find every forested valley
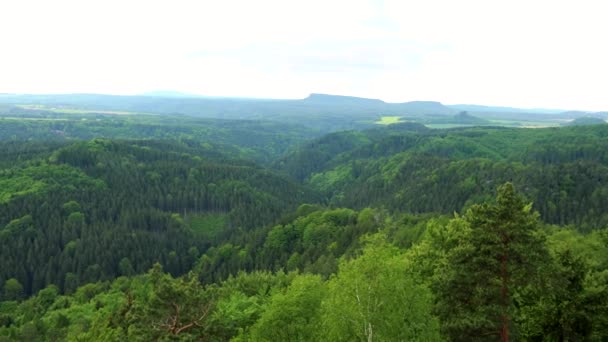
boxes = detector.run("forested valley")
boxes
[1,101,607,341]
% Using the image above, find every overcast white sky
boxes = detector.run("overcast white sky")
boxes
[0,0,606,110]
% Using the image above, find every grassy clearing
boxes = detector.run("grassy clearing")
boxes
[185,213,227,240]
[375,116,403,125]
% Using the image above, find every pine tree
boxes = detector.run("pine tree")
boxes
[435,183,549,341]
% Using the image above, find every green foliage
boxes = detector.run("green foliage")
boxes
[1,215,34,236]
[208,291,260,340]
[275,130,372,181]
[0,176,45,204]
[62,200,81,214]
[518,249,596,340]
[247,274,326,341]
[2,279,23,301]
[185,213,228,241]
[126,264,213,340]
[309,164,354,194]
[2,104,608,341]
[322,235,441,341]
[516,228,608,340]
[0,93,458,136]
[434,183,550,341]
[563,116,606,126]
[0,139,316,296]
[279,125,608,230]
[0,107,323,164]
[258,207,380,276]
[118,258,135,277]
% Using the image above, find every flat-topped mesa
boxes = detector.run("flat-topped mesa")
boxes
[303,94,454,115]
[394,100,454,115]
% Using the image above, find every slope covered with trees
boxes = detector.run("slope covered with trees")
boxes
[0,111,320,164]
[563,116,607,126]
[1,185,606,341]
[1,113,608,340]
[278,124,608,230]
[0,139,316,297]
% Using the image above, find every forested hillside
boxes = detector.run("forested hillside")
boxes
[5,0,608,337]
[0,110,320,164]
[278,124,608,230]
[1,112,608,340]
[1,186,607,340]
[0,139,316,297]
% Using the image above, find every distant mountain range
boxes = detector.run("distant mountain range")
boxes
[0,93,606,129]
[448,104,565,114]
[0,92,457,117]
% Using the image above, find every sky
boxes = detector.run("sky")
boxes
[0,0,606,110]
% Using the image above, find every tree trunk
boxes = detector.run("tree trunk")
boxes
[500,252,509,342]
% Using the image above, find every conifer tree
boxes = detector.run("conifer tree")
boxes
[435,183,548,341]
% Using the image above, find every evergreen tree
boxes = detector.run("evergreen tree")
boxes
[435,183,549,341]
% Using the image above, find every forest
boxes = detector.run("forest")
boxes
[0,98,607,341]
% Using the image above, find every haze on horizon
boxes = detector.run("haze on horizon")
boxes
[0,0,606,111]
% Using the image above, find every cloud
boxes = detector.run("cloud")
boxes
[0,0,606,109]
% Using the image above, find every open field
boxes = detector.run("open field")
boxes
[185,213,228,240]
[375,116,403,125]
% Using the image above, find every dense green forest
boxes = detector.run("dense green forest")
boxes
[1,100,608,340]
[0,139,315,297]
[0,110,320,164]
[278,124,608,230]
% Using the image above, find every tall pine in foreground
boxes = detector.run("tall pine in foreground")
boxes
[435,183,549,341]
